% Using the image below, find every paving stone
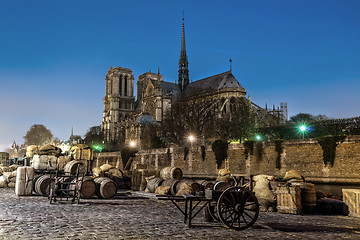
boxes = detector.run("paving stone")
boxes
[0,188,359,239]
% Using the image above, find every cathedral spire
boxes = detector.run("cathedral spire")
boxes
[178,10,189,90]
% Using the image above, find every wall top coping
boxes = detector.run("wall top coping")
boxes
[98,135,360,156]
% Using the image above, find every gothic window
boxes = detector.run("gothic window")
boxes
[230,97,236,113]
[119,75,122,96]
[146,85,154,96]
[124,75,128,96]
[144,101,156,117]
[110,78,113,94]
[221,98,226,114]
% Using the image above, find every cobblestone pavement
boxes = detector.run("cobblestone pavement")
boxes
[0,188,359,240]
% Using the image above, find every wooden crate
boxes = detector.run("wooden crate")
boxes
[342,189,360,217]
[276,186,302,214]
[75,149,93,161]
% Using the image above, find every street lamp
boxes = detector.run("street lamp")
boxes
[298,124,308,139]
[188,135,195,143]
[93,145,103,152]
[299,125,307,132]
[129,141,136,148]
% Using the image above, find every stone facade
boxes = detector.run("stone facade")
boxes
[127,135,360,184]
[101,67,135,142]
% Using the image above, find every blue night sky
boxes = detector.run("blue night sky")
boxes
[0,0,359,151]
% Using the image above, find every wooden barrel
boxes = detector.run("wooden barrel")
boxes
[69,176,96,198]
[213,181,231,191]
[147,178,164,193]
[197,180,215,191]
[33,175,41,192]
[291,182,317,213]
[160,167,182,180]
[64,160,87,175]
[34,175,54,196]
[176,179,201,193]
[162,179,180,195]
[94,177,117,199]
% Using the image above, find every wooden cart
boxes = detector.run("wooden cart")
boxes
[205,186,259,230]
[158,180,260,231]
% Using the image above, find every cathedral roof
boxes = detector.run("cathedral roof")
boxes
[183,71,246,96]
[134,113,154,125]
[161,81,181,96]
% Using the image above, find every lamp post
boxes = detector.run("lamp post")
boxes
[188,135,195,146]
[188,135,195,171]
[298,124,308,139]
[93,145,103,153]
[129,140,136,148]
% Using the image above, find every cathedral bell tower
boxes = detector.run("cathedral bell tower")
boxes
[178,14,189,91]
[101,67,135,143]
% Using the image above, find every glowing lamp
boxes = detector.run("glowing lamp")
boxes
[129,141,136,148]
[93,145,103,152]
[299,125,307,132]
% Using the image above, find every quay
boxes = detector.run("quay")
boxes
[0,188,359,240]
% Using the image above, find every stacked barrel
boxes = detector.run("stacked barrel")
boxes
[145,167,208,196]
[31,162,123,200]
[90,164,126,199]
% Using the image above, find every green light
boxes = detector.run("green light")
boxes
[93,145,103,152]
[255,135,261,141]
[299,125,307,132]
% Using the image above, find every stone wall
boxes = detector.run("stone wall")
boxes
[130,135,360,184]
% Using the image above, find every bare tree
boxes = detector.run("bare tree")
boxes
[214,97,256,141]
[161,97,218,145]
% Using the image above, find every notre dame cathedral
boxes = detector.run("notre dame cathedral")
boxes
[101,18,287,147]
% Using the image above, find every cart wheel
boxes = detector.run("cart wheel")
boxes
[217,186,259,230]
[207,202,220,222]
